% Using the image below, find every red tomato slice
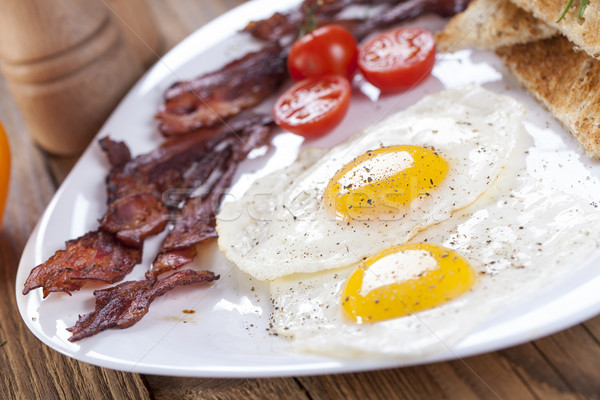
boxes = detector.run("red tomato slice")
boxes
[358,27,436,93]
[288,25,358,81]
[273,75,351,138]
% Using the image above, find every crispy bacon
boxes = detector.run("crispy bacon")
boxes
[155,46,286,136]
[244,0,470,43]
[23,230,142,298]
[101,129,225,205]
[24,113,273,298]
[99,138,131,168]
[67,269,219,341]
[350,0,472,40]
[103,113,273,204]
[99,192,169,247]
[151,248,198,278]
[243,12,297,43]
[146,164,234,279]
[147,116,275,279]
[98,128,230,246]
[243,0,399,42]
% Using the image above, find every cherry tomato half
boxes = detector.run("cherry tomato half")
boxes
[358,27,436,93]
[273,75,351,138]
[288,25,358,81]
[0,121,10,227]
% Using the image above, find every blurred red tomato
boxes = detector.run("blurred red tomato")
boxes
[287,25,358,81]
[358,27,436,93]
[0,121,10,226]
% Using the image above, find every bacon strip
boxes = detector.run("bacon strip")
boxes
[24,113,273,297]
[98,128,228,247]
[99,137,131,168]
[243,0,400,42]
[101,129,225,205]
[23,230,142,298]
[24,131,226,296]
[350,0,472,40]
[147,116,275,279]
[147,157,236,279]
[151,248,198,278]
[244,0,470,43]
[99,192,169,247]
[67,269,219,342]
[155,46,286,137]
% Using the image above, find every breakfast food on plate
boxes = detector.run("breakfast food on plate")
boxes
[23,0,472,341]
[270,172,600,357]
[22,230,143,298]
[273,74,352,138]
[497,36,600,158]
[358,27,437,92]
[67,269,219,342]
[216,86,600,357]
[217,86,522,280]
[509,0,600,59]
[243,0,471,44]
[155,46,286,137]
[437,0,600,158]
[435,0,556,52]
[23,114,274,299]
[148,113,275,279]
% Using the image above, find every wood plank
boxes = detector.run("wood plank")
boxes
[500,344,582,400]
[145,376,310,400]
[531,323,600,399]
[295,351,539,400]
[297,368,446,399]
[583,314,600,343]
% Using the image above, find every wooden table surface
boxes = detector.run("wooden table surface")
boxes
[1,1,600,399]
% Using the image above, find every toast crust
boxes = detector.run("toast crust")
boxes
[436,0,556,52]
[508,0,600,59]
[497,36,600,158]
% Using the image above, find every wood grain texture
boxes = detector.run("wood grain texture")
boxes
[145,376,310,400]
[2,1,600,399]
[0,0,145,155]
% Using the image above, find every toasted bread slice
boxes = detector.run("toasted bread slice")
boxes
[497,36,600,158]
[436,0,556,52]
[508,0,600,59]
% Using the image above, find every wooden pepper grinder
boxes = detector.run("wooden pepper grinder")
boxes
[0,0,159,155]
[106,0,163,68]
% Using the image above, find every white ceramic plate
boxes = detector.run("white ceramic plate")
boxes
[16,0,600,377]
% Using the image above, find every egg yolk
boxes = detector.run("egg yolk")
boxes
[341,243,475,323]
[323,145,448,220]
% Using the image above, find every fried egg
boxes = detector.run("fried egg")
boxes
[269,167,600,358]
[215,85,600,359]
[217,86,523,280]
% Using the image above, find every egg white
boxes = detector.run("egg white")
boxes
[268,104,600,359]
[217,86,524,281]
